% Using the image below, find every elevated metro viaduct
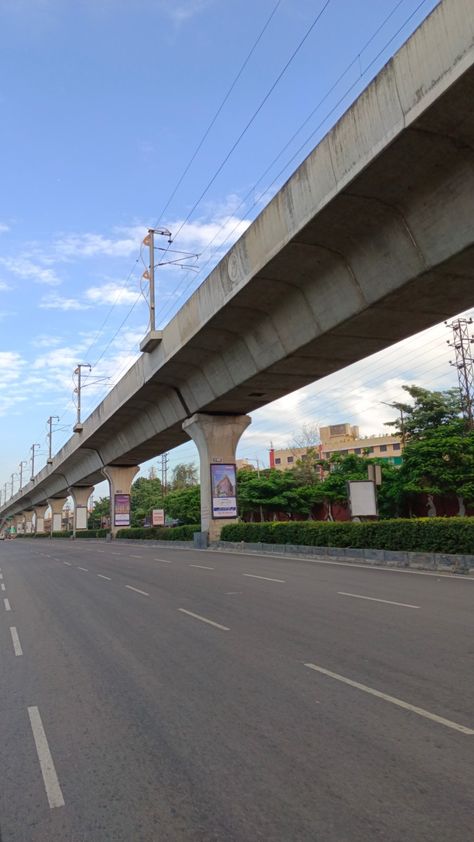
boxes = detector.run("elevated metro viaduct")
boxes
[1,0,474,540]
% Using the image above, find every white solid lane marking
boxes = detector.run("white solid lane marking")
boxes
[97,574,111,581]
[125,585,149,597]
[10,626,23,656]
[304,663,474,735]
[4,598,11,611]
[178,608,229,631]
[63,561,72,566]
[338,592,419,609]
[78,567,88,572]
[189,564,215,570]
[28,706,65,809]
[243,573,285,583]
[155,558,172,563]
[1,583,5,591]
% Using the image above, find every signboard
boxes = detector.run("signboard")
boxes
[114,493,131,527]
[210,463,237,519]
[152,508,165,526]
[347,480,378,518]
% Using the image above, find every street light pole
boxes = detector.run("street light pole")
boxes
[30,443,40,482]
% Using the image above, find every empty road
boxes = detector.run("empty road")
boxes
[0,538,472,841]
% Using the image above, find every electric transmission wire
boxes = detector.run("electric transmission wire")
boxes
[153,0,431,326]
[153,0,283,229]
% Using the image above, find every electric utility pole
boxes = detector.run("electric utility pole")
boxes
[3,483,7,505]
[10,472,18,498]
[161,453,169,498]
[446,318,474,429]
[47,415,60,464]
[30,443,40,482]
[19,460,27,490]
[73,364,91,432]
[140,227,198,353]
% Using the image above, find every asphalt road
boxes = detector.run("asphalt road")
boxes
[0,538,472,842]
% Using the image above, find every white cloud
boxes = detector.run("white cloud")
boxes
[156,0,213,24]
[39,293,90,311]
[85,282,140,306]
[0,256,61,286]
[0,280,13,291]
[53,228,143,260]
[0,223,10,233]
[31,334,63,348]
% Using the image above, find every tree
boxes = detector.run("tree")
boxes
[130,475,163,526]
[88,497,110,529]
[314,454,401,519]
[385,385,462,441]
[171,462,198,490]
[164,486,200,524]
[397,420,474,514]
[237,469,319,521]
[292,447,322,486]
[291,422,320,449]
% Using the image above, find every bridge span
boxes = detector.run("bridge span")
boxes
[2,0,473,538]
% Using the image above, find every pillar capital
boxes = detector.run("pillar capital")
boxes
[182,413,251,542]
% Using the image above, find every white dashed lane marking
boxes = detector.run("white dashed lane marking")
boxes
[338,592,419,609]
[304,663,474,735]
[28,706,65,809]
[10,626,23,656]
[243,573,285,583]
[125,585,149,597]
[178,608,229,631]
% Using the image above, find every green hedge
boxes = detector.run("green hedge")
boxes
[75,529,109,539]
[220,518,474,555]
[52,531,73,538]
[116,524,199,541]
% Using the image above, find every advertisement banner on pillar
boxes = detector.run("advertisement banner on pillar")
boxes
[210,463,237,519]
[114,493,131,527]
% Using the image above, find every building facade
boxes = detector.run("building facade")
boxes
[269,423,403,470]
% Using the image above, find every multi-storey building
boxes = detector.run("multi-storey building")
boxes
[269,423,403,470]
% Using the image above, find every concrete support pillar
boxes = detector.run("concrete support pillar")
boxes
[23,511,34,534]
[69,486,94,534]
[14,515,25,535]
[34,505,48,534]
[47,497,67,533]
[182,413,251,542]
[102,466,139,537]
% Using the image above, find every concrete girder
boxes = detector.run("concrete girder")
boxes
[0,0,473,520]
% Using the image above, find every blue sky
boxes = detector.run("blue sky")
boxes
[1,0,466,500]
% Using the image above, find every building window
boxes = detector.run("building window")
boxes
[287,456,294,463]
[354,448,361,454]
[275,458,281,464]
[380,445,387,452]
[393,443,401,451]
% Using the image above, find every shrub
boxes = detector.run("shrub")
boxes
[116,524,199,541]
[220,517,474,555]
[75,529,109,539]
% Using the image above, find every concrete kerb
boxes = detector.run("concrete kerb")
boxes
[211,541,474,575]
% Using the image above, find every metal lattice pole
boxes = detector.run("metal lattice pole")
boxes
[447,318,474,428]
